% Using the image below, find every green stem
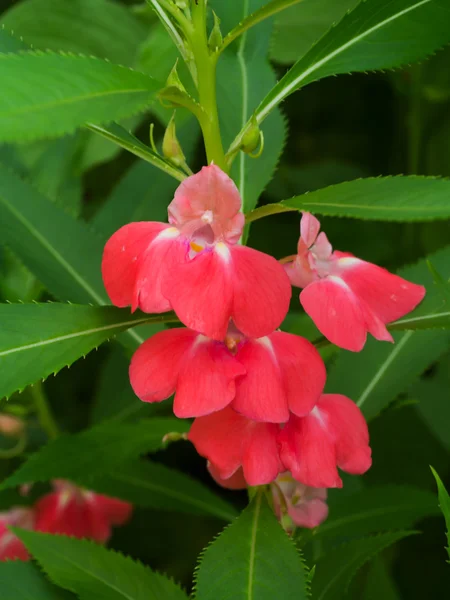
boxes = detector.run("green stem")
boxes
[190,2,228,171]
[408,64,423,175]
[31,382,59,440]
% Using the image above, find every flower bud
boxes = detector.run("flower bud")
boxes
[0,414,24,437]
[240,116,262,154]
[162,114,187,167]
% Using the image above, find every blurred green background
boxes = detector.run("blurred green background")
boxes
[0,0,449,597]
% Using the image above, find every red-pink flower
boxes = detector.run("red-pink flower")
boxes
[189,406,282,486]
[102,165,291,340]
[285,212,425,351]
[272,473,328,530]
[35,480,132,543]
[279,394,372,488]
[0,507,34,561]
[129,326,325,421]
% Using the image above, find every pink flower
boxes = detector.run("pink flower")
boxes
[279,394,372,489]
[102,165,291,340]
[129,325,325,421]
[272,473,328,530]
[0,414,24,437]
[285,212,425,351]
[35,480,132,543]
[188,406,282,486]
[0,507,34,561]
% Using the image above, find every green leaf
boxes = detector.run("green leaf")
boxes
[326,245,450,420]
[214,0,286,214]
[15,530,189,600]
[0,561,73,600]
[430,467,450,561]
[0,303,165,400]
[221,0,304,52]
[0,52,161,142]
[312,531,418,600]
[0,161,154,349]
[299,485,439,545]
[229,0,450,152]
[85,123,186,182]
[0,25,28,52]
[389,310,450,331]
[361,558,401,600]
[89,460,238,522]
[194,491,308,600]
[0,418,189,489]
[252,176,450,222]
[1,0,147,65]
[270,0,359,64]
[91,348,159,423]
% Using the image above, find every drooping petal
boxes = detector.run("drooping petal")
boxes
[163,244,233,340]
[288,497,329,529]
[133,227,186,313]
[189,407,281,485]
[174,337,246,418]
[207,463,247,490]
[336,257,426,324]
[269,331,326,417]
[129,329,198,403]
[300,277,367,351]
[231,245,291,338]
[241,421,281,486]
[318,394,372,475]
[233,338,289,423]
[0,507,34,561]
[102,222,168,308]
[279,413,343,489]
[189,407,248,480]
[92,495,133,526]
[168,164,244,244]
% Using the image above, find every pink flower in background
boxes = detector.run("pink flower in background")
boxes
[102,165,291,340]
[189,406,282,486]
[285,212,425,351]
[35,480,132,543]
[272,473,328,530]
[0,414,24,437]
[0,507,34,561]
[130,325,325,422]
[279,394,372,489]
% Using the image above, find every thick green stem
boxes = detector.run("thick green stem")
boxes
[31,382,59,440]
[190,2,228,172]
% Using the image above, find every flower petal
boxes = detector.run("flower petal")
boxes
[319,394,372,475]
[129,328,198,403]
[270,331,326,417]
[279,414,342,488]
[242,422,281,486]
[337,257,425,324]
[300,212,321,248]
[163,244,233,340]
[134,228,185,313]
[300,277,367,351]
[208,464,247,490]
[102,222,168,308]
[174,338,246,418]
[189,407,247,480]
[231,245,291,338]
[168,164,244,243]
[233,338,289,423]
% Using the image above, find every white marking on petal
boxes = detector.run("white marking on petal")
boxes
[215,242,231,262]
[336,257,361,269]
[155,227,180,242]
[201,210,214,224]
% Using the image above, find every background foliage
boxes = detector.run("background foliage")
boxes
[0,0,449,598]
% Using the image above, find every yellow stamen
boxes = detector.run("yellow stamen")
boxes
[190,241,203,253]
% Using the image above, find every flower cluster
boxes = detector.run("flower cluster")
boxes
[102,165,424,528]
[0,480,132,561]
